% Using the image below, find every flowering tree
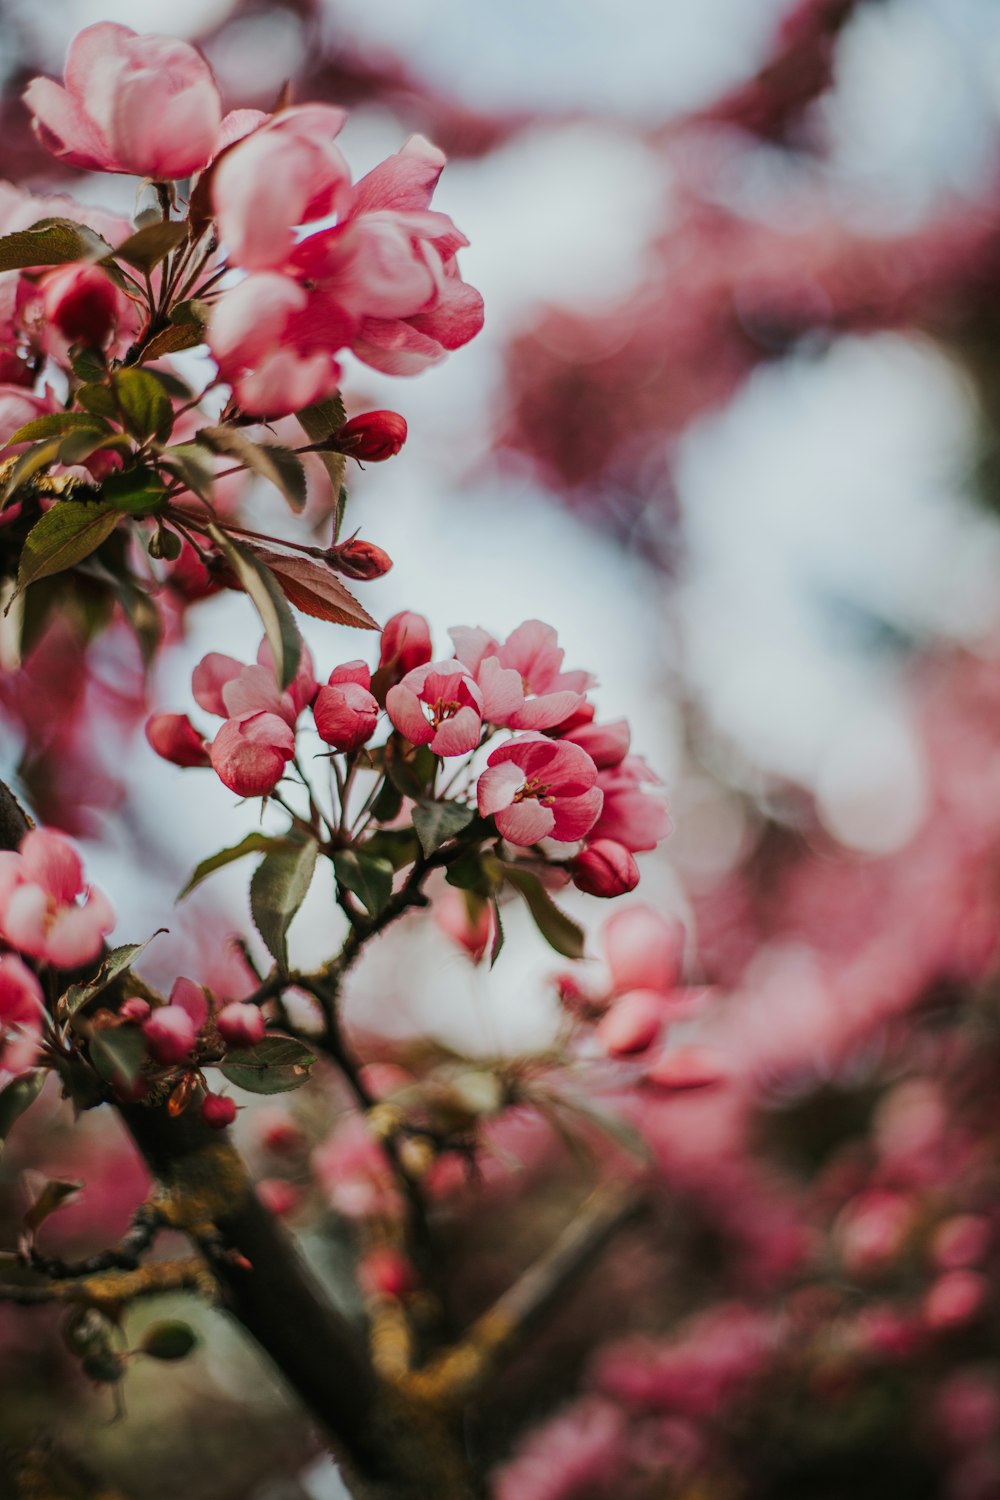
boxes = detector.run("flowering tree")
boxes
[0,23,669,1500]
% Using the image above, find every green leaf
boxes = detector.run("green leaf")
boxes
[220,1035,316,1094]
[112,369,173,443]
[179,832,298,900]
[489,895,505,967]
[445,848,500,899]
[115,569,164,667]
[296,396,347,493]
[6,412,109,446]
[139,1320,198,1361]
[250,840,318,969]
[76,383,118,420]
[197,426,306,512]
[333,483,348,544]
[384,738,437,800]
[101,468,167,516]
[0,1070,46,1151]
[333,849,394,917]
[142,322,206,360]
[501,866,586,960]
[14,502,118,596]
[158,443,216,502]
[57,429,131,467]
[208,526,302,692]
[24,1177,83,1235]
[0,438,63,507]
[111,220,189,271]
[71,349,107,384]
[0,217,112,272]
[370,777,403,826]
[412,800,475,858]
[89,1026,147,1089]
[58,937,162,1021]
[241,545,378,631]
[362,827,421,870]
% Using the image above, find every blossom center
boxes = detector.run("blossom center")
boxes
[513,776,553,806]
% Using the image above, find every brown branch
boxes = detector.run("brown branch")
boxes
[0,1255,210,1308]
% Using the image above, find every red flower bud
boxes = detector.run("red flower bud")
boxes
[333,410,407,462]
[258,1178,299,1216]
[143,1006,198,1066]
[216,1001,265,1049]
[145,712,210,768]
[119,996,151,1024]
[41,264,119,347]
[329,539,393,580]
[378,611,432,676]
[571,839,639,898]
[202,1092,238,1130]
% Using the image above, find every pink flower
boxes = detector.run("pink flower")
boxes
[924,1271,988,1331]
[603,906,685,996]
[145,712,210,768]
[0,953,45,1075]
[312,1115,402,1221]
[209,714,296,797]
[202,1092,237,1130]
[591,756,670,852]
[386,660,483,756]
[477,735,602,846]
[561,718,630,768]
[333,410,407,461]
[40,264,119,348]
[571,839,639,898]
[216,1001,265,1049]
[191,639,315,797]
[596,989,665,1056]
[0,829,113,968]
[378,611,433,678]
[451,619,590,731]
[434,886,494,963]
[142,977,208,1066]
[208,272,345,418]
[313,662,379,752]
[24,24,222,180]
[211,104,351,271]
[0,386,58,448]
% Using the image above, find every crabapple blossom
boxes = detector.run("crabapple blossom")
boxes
[188,640,316,797]
[24,24,222,180]
[476,734,602,845]
[451,619,589,731]
[216,1002,266,1049]
[40,264,119,348]
[571,839,639,897]
[142,977,208,1066]
[603,906,685,996]
[313,662,379,752]
[202,1093,238,1130]
[0,828,113,968]
[0,953,44,1075]
[145,713,210,768]
[207,272,344,418]
[333,410,408,461]
[378,611,433,678]
[386,660,484,756]
[595,989,666,1056]
[591,755,671,851]
[561,718,631,768]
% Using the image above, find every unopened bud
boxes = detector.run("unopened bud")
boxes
[328,539,393,580]
[217,1001,266,1049]
[571,839,639,898]
[332,410,407,462]
[145,713,210,768]
[42,264,118,347]
[202,1092,238,1130]
[119,996,151,1023]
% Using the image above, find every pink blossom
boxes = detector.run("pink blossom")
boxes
[209,713,296,798]
[591,755,670,852]
[494,1397,625,1500]
[451,619,590,731]
[0,828,113,969]
[192,640,315,797]
[312,1115,402,1221]
[477,735,602,846]
[561,718,630,768]
[216,1002,265,1049]
[313,662,379,752]
[386,660,483,756]
[145,712,210,768]
[0,953,45,1075]
[40,264,119,348]
[24,24,222,180]
[924,1271,988,1331]
[603,905,685,996]
[208,272,344,418]
[202,1092,237,1130]
[333,410,408,461]
[357,1247,417,1300]
[142,977,208,1066]
[378,611,433,678]
[211,104,351,271]
[596,989,665,1056]
[571,839,639,898]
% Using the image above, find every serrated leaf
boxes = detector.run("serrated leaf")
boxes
[208,526,302,691]
[333,848,394,917]
[111,220,188,271]
[445,848,499,899]
[158,443,216,502]
[0,218,112,272]
[220,1035,317,1095]
[197,426,306,512]
[71,349,107,384]
[112,370,173,443]
[489,895,505,967]
[13,503,118,598]
[142,322,206,361]
[250,840,318,970]
[412,800,475,858]
[362,827,420,870]
[7,412,109,446]
[76,383,118,420]
[0,438,63,507]
[58,936,163,1021]
[502,866,585,960]
[296,396,347,493]
[57,428,129,467]
[24,1177,83,1236]
[240,545,378,631]
[0,1071,46,1151]
[89,1026,147,1088]
[179,833,298,900]
[139,1319,198,1360]
[115,570,163,668]
[384,737,437,800]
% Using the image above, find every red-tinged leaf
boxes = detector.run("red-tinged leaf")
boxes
[242,545,378,631]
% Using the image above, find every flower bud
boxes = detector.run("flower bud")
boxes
[378,611,432,677]
[571,839,639,898]
[202,1092,238,1130]
[329,539,393,580]
[119,996,151,1024]
[314,662,379,752]
[143,1006,197,1066]
[357,1246,416,1300]
[216,1001,265,1048]
[41,264,119,347]
[145,713,210,768]
[258,1178,299,1216]
[332,410,407,462]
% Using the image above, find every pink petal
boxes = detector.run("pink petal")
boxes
[328,660,372,689]
[210,712,295,797]
[23,77,114,171]
[222,663,284,721]
[509,690,586,732]
[170,976,209,1029]
[495,800,556,846]
[41,901,109,969]
[477,762,525,818]
[476,656,525,725]
[19,829,82,903]
[2,884,51,959]
[604,907,685,996]
[596,990,665,1056]
[385,685,434,745]
[348,134,446,217]
[192,652,244,717]
[549,786,603,842]
[430,705,482,757]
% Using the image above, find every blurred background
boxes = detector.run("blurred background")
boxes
[5,2,1000,1497]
